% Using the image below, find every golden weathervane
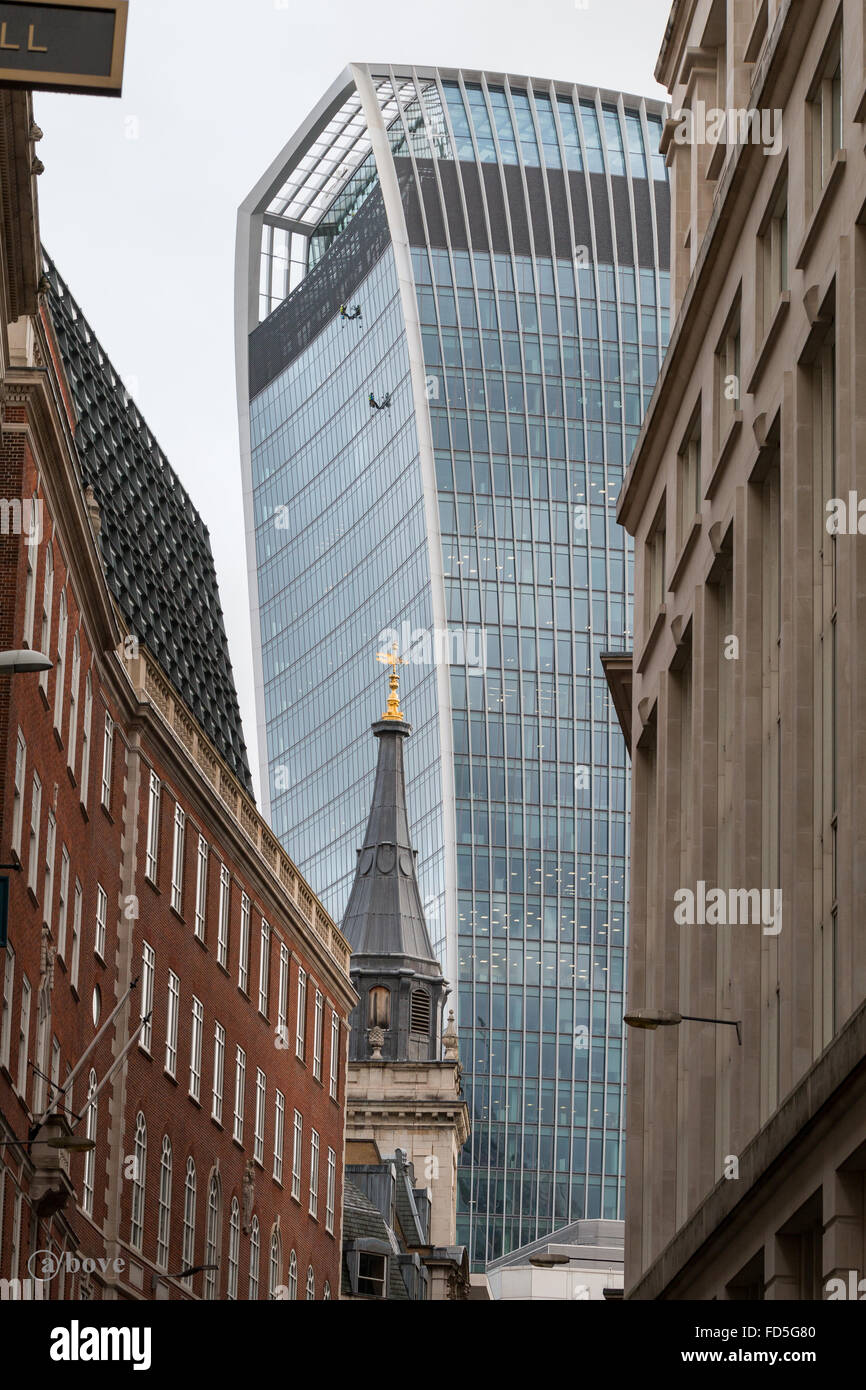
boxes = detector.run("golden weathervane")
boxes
[376,643,406,721]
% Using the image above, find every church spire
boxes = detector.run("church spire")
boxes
[342,660,448,1063]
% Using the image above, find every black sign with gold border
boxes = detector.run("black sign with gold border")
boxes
[0,0,127,96]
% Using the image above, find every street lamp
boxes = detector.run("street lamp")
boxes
[151,1263,218,1292]
[0,1134,95,1151]
[624,1008,742,1046]
[0,649,53,673]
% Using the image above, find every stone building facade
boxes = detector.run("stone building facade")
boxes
[607,0,866,1298]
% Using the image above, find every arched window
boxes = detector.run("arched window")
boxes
[68,632,81,776]
[53,589,67,731]
[410,987,431,1035]
[306,1265,315,1300]
[368,985,391,1028]
[248,1215,260,1300]
[323,1280,331,1300]
[182,1158,196,1286]
[268,1225,282,1300]
[80,672,93,806]
[39,542,53,696]
[129,1111,146,1249]
[227,1198,240,1299]
[82,1069,97,1216]
[288,1248,297,1299]
[204,1173,221,1299]
[157,1137,172,1268]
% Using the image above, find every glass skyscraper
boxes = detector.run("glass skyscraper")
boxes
[236,64,669,1263]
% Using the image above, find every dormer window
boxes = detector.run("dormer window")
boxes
[358,1253,387,1297]
[368,986,391,1029]
[410,988,430,1035]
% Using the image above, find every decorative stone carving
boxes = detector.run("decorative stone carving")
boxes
[443,1009,459,1063]
[242,1159,255,1233]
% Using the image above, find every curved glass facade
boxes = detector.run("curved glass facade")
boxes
[239,65,669,1264]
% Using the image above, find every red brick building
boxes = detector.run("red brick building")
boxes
[0,88,355,1301]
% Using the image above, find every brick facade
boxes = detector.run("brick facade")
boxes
[0,90,355,1302]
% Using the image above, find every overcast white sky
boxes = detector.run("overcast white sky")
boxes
[35,0,670,802]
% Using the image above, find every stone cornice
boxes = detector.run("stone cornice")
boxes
[619,0,814,533]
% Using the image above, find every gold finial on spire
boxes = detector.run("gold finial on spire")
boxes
[376,642,406,721]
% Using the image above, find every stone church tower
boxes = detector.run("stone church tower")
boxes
[343,650,469,1257]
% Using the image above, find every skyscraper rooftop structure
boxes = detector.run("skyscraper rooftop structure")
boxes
[236,63,670,1262]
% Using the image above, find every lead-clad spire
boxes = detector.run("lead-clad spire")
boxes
[342,662,448,1063]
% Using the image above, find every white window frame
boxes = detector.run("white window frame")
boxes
[182,1158,196,1285]
[204,1174,220,1300]
[268,1226,282,1300]
[165,970,179,1077]
[238,892,250,993]
[292,1109,302,1201]
[277,944,290,1046]
[140,942,154,1052]
[95,883,107,960]
[80,671,92,806]
[313,989,324,1081]
[309,1129,319,1218]
[27,771,42,892]
[228,1198,240,1299]
[296,967,307,1060]
[248,1216,260,1300]
[273,1090,285,1184]
[189,996,203,1101]
[53,588,67,732]
[0,944,14,1070]
[233,1045,245,1144]
[70,879,82,991]
[170,803,185,914]
[212,1021,225,1123]
[16,976,31,1097]
[12,730,26,859]
[157,1136,172,1268]
[57,847,70,959]
[22,521,36,649]
[217,864,230,968]
[194,834,208,940]
[129,1111,146,1249]
[67,631,80,776]
[326,1147,336,1234]
[43,810,56,931]
[82,1069,97,1216]
[100,712,113,810]
[330,1010,340,1100]
[254,1067,266,1164]
[258,918,270,1016]
[38,542,53,697]
[145,771,161,884]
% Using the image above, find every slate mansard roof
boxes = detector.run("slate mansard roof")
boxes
[44,255,252,793]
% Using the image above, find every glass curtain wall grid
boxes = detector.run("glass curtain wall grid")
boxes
[237,64,669,1264]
